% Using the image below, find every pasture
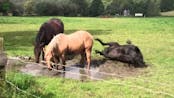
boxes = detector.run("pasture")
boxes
[0,16,174,98]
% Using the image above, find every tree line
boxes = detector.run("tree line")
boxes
[0,0,174,17]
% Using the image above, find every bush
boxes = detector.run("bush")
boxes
[71,0,89,16]
[160,0,174,12]
[106,0,133,15]
[146,0,160,16]
[2,0,165,17]
[105,0,160,17]
[89,0,104,16]
[34,0,79,16]
[0,0,14,16]
[23,0,36,16]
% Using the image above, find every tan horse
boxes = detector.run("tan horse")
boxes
[45,30,93,70]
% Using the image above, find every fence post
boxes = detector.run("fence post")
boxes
[0,37,7,97]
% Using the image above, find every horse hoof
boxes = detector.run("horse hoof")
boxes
[48,68,52,71]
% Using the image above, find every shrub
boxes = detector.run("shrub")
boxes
[89,0,104,16]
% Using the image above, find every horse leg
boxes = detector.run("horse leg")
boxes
[80,52,86,67]
[41,49,45,61]
[45,53,53,70]
[85,48,92,70]
[54,55,60,70]
[61,54,66,71]
[34,47,41,63]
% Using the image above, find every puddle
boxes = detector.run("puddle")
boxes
[6,57,146,81]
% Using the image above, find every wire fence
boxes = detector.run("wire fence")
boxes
[49,66,174,97]
[0,79,40,98]
[5,80,40,98]
[4,57,174,97]
[39,60,174,89]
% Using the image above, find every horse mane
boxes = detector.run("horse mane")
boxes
[45,34,64,56]
[35,22,47,45]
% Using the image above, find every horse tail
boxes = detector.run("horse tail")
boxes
[95,38,108,46]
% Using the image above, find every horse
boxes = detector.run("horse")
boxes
[95,38,145,67]
[34,18,64,63]
[44,30,93,70]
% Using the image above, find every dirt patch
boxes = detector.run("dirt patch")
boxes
[6,56,147,81]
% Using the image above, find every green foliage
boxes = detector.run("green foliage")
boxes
[34,0,90,16]
[6,72,35,90]
[3,72,56,98]
[106,0,160,16]
[23,0,36,15]
[106,0,133,15]
[131,0,147,15]
[2,0,174,16]
[71,0,89,16]
[146,0,160,16]
[0,0,13,15]
[89,0,105,16]
[160,0,174,12]
[34,0,78,16]
[9,0,25,16]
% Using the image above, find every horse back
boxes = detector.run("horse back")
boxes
[48,19,64,33]
[67,31,93,51]
[36,19,64,45]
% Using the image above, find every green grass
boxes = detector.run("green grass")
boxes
[1,16,174,98]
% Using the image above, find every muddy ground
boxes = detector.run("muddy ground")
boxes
[6,56,148,81]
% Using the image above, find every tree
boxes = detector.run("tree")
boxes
[71,0,88,16]
[130,0,160,16]
[133,0,147,16]
[9,0,26,16]
[34,0,78,16]
[146,0,160,16]
[105,0,133,15]
[0,0,12,15]
[89,0,104,16]
[160,0,174,12]
[23,0,36,15]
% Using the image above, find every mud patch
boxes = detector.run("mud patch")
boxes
[6,57,147,81]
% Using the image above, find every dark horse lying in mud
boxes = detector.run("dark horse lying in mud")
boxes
[34,18,64,63]
[95,38,146,67]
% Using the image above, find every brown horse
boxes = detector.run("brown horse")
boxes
[45,30,93,70]
[34,18,64,63]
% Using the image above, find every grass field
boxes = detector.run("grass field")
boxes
[1,16,174,98]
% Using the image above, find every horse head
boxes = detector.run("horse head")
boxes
[34,42,44,63]
[34,18,64,63]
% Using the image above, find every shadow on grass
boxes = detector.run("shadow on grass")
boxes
[2,31,36,50]
[0,29,111,55]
